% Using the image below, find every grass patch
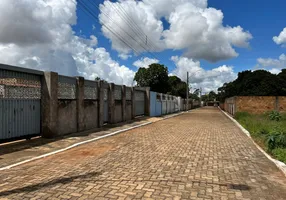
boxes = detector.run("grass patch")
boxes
[234,111,286,163]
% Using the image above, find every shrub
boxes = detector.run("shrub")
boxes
[272,148,286,163]
[266,129,286,150]
[268,110,282,121]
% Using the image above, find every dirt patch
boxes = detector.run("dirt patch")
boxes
[24,142,116,167]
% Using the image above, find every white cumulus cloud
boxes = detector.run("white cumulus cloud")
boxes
[255,54,286,74]
[256,54,286,68]
[273,28,286,46]
[133,57,159,68]
[99,0,252,62]
[0,0,135,86]
[170,56,237,92]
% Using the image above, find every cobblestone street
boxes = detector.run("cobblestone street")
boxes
[0,107,286,200]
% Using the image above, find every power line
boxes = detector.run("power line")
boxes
[87,0,145,53]
[85,0,160,60]
[76,0,140,55]
[114,1,159,52]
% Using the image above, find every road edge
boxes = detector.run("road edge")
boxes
[0,111,185,171]
[219,107,286,177]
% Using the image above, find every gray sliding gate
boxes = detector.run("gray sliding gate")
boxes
[0,65,42,141]
[135,90,145,116]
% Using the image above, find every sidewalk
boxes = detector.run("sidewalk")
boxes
[0,112,181,169]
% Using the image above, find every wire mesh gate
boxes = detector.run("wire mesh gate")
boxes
[0,66,42,141]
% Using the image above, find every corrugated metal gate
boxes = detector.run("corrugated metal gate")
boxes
[0,66,41,141]
[135,90,145,116]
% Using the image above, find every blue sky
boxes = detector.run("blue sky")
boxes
[73,0,285,74]
[0,0,285,91]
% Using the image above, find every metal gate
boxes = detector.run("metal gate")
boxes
[135,90,145,116]
[103,88,109,123]
[0,65,42,142]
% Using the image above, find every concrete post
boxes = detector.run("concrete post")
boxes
[145,87,151,116]
[41,72,58,138]
[76,77,85,132]
[98,81,104,127]
[122,85,126,121]
[131,87,136,119]
[109,83,115,124]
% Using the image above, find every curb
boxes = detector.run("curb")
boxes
[219,107,286,177]
[0,111,186,171]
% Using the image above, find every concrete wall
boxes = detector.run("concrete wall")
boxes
[2,64,155,141]
[83,100,98,130]
[126,102,132,121]
[149,92,191,116]
[114,102,123,123]
[150,91,157,117]
[58,100,77,135]
[225,96,286,115]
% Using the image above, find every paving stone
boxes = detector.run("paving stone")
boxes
[0,108,286,199]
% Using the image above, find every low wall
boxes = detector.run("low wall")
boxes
[279,96,286,112]
[126,102,132,121]
[114,102,123,123]
[58,100,77,135]
[236,96,276,114]
[83,100,98,130]
[224,96,286,115]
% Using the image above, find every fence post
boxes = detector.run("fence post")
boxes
[76,77,85,132]
[98,81,104,127]
[131,87,136,119]
[122,85,126,121]
[109,83,115,124]
[145,87,150,116]
[41,71,58,138]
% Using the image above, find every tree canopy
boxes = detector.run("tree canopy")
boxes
[134,63,190,98]
[168,76,188,98]
[134,63,170,93]
[218,69,286,101]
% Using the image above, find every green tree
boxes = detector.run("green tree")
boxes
[278,69,286,95]
[134,63,170,93]
[218,69,284,101]
[168,76,187,98]
[95,77,108,83]
[208,91,217,101]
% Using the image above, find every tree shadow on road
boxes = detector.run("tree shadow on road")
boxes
[0,171,102,196]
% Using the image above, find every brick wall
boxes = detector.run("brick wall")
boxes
[224,96,286,115]
[279,96,286,112]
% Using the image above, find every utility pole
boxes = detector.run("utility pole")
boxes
[186,72,189,111]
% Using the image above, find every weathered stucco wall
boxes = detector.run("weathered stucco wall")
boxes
[114,101,123,123]
[58,100,77,135]
[83,100,98,130]
[126,102,132,121]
